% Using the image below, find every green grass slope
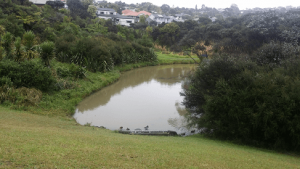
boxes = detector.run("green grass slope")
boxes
[0,107,299,168]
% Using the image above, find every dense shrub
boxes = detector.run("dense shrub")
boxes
[0,60,56,91]
[182,56,300,151]
[135,36,153,48]
[253,41,300,67]
[56,35,157,72]
[56,63,86,79]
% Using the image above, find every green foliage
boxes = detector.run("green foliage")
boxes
[39,41,55,67]
[0,14,25,37]
[56,35,157,72]
[46,1,65,10]
[135,35,153,48]
[182,55,300,151]
[0,60,56,91]
[117,32,126,40]
[14,37,24,62]
[57,63,87,79]
[87,5,97,18]
[22,31,37,59]
[67,0,91,19]
[42,27,57,42]
[1,31,13,59]
[85,18,108,35]
[0,45,3,61]
[0,76,13,87]
[0,25,5,36]
[139,15,146,23]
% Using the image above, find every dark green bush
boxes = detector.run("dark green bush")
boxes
[55,35,156,72]
[69,63,87,78]
[135,37,153,48]
[0,76,13,87]
[105,32,124,42]
[182,56,300,151]
[56,67,71,77]
[0,60,56,91]
[57,64,87,79]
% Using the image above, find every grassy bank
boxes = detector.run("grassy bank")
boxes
[0,107,299,168]
[157,52,200,64]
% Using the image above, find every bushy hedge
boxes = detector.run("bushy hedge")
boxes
[0,60,56,91]
[182,56,300,151]
[55,34,157,72]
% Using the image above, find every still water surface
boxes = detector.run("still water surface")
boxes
[74,64,195,133]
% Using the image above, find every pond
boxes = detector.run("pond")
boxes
[73,64,196,134]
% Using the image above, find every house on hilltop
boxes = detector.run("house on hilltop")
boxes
[121,10,152,22]
[97,8,136,26]
[147,14,184,25]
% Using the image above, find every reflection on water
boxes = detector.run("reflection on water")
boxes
[74,65,195,133]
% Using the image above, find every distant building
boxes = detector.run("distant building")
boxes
[29,0,47,6]
[121,10,151,23]
[122,10,152,17]
[209,17,217,22]
[29,0,66,7]
[146,13,185,25]
[97,8,136,26]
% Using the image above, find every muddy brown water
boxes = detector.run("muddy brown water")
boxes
[74,64,196,133]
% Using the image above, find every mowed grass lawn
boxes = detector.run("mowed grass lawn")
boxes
[1,107,299,168]
[157,52,200,64]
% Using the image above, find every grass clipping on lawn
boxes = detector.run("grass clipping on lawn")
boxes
[0,107,299,168]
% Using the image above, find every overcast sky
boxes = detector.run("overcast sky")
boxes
[107,0,300,10]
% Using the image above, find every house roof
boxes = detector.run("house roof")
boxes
[122,10,151,17]
[122,9,132,14]
[137,11,151,16]
[97,8,115,12]
[151,14,164,18]
[124,11,138,16]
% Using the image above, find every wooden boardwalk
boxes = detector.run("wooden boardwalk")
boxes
[118,130,178,136]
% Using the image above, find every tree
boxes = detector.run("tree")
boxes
[197,17,212,25]
[14,37,24,62]
[87,5,97,18]
[158,22,180,49]
[46,1,65,10]
[139,15,146,23]
[22,31,37,59]
[1,32,13,59]
[161,4,170,14]
[67,0,91,19]
[39,41,55,67]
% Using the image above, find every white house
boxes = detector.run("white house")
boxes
[148,14,185,25]
[149,14,165,24]
[96,8,135,26]
[97,8,117,15]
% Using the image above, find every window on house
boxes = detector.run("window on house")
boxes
[100,12,104,14]
[126,21,132,23]
[110,12,113,15]
[116,19,119,21]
